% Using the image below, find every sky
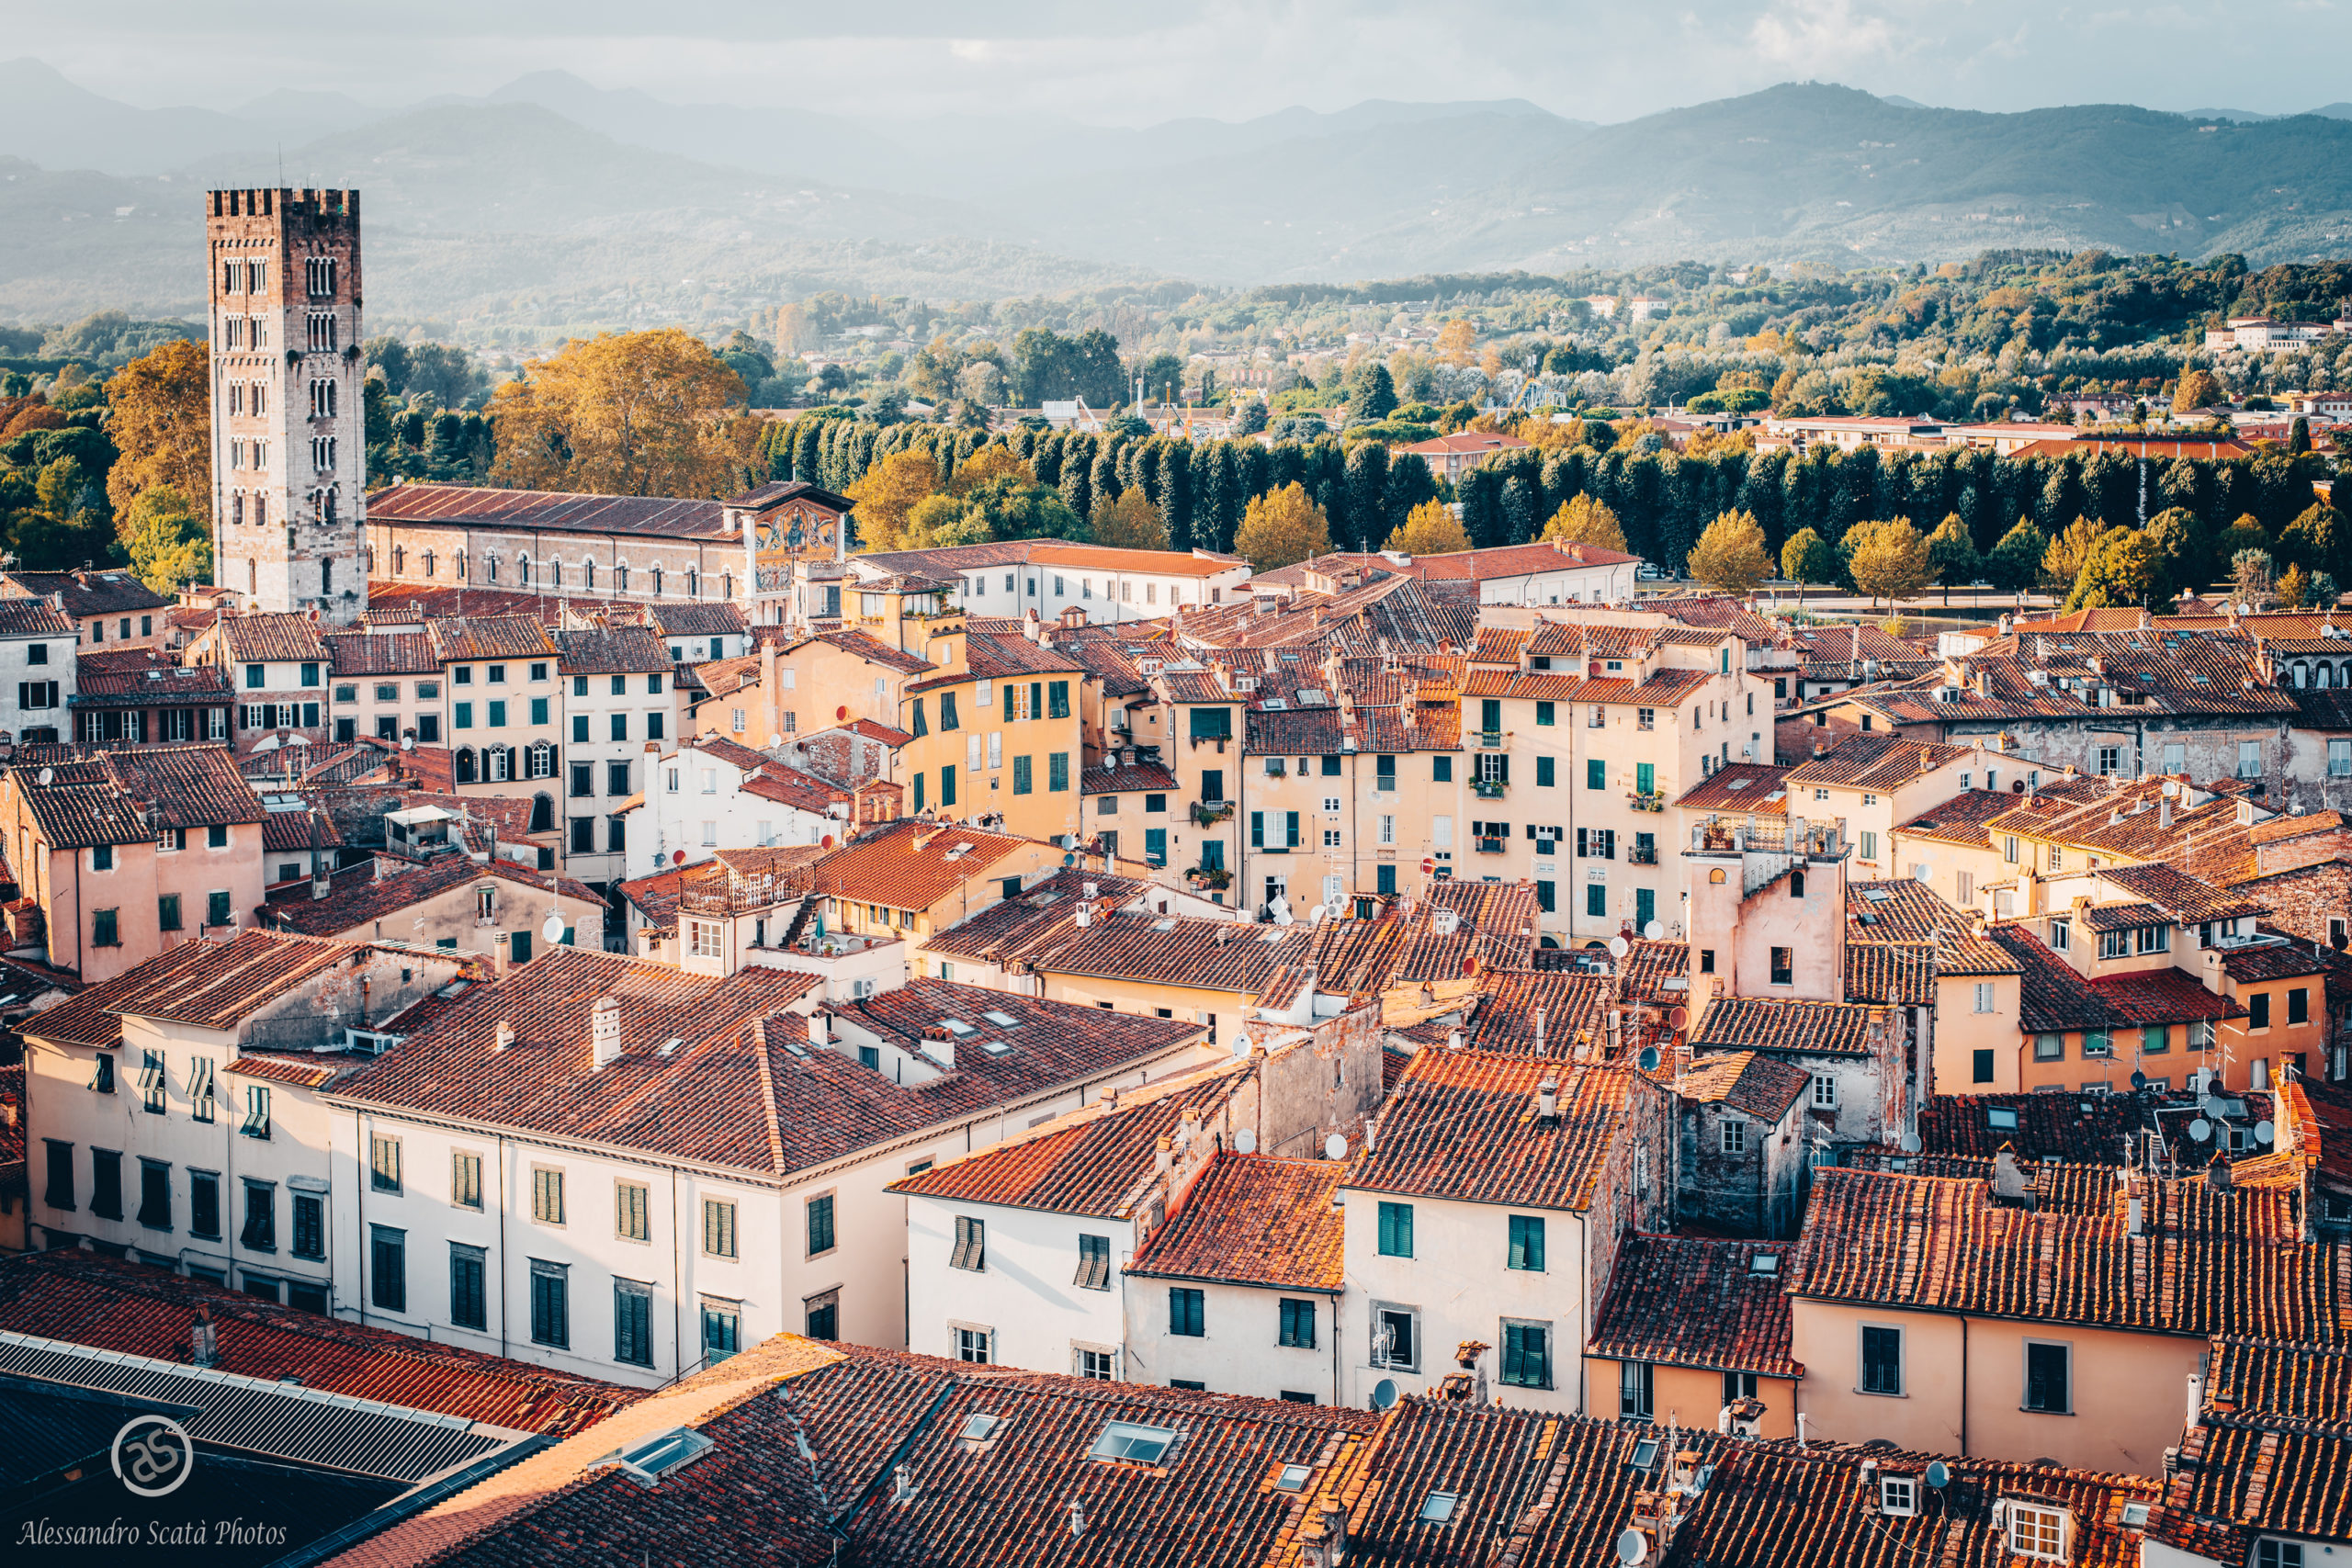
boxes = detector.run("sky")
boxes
[13,0,2352,126]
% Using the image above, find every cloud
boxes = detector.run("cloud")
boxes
[1746,0,1902,71]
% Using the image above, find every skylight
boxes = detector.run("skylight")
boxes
[979,1041,1012,1055]
[1987,1106,2019,1130]
[939,1019,977,1036]
[1418,1492,1459,1524]
[617,1427,715,1485]
[981,1010,1022,1028]
[959,1413,1002,1442]
[1629,1438,1661,1471]
[1750,1253,1781,1276]
[1276,1463,1313,1492]
[1090,1420,1179,1465]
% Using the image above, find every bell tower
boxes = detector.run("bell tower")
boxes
[206,186,368,623]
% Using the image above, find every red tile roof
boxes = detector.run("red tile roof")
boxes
[428,615,560,663]
[321,629,438,675]
[553,623,671,676]
[1673,763,1791,813]
[810,818,1035,910]
[1347,1051,1644,1213]
[22,930,366,1044]
[210,610,329,663]
[1588,1233,1803,1377]
[0,1249,636,1436]
[1675,1050,1813,1120]
[1124,1153,1345,1291]
[2087,965,2242,1024]
[262,855,603,938]
[1690,996,1886,1056]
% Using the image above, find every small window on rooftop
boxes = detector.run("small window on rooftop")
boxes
[617,1427,715,1485]
[1091,1420,1180,1465]
[1749,1253,1781,1277]
[1629,1438,1661,1471]
[1154,919,1177,931]
[1275,1462,1313,1492]
[959,1412,1003,1443]
[1418,1491,1460,1525]
[1987,1107,2019,1131]
[939,1019,976,1037]
[2120,1503,2151,1529]
[981,1010,1022,1028]
[980,1041,1012,1055]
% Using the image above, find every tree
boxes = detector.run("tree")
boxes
[2174,368,2224,412]
[845,449,943,551]
[2290,416,2312,456]
[1781,526,1839,601]
[120,484,211,592]
[2280,502,2350,580]
[1385,499,1471,556]
[1685,509,1772,596]
[1234,481,1331,570]
[2143,507,2211,602]
[1433,320,1476,367]
[1984,517,2048,593]
[1089,488,1169,551]
[1847,518,1933,607]
[2231,547,2276,607]
[1344,361,1397,423]
[963,478,1084,543]
[948,444,1032,495]
[102,338,211,529]
[1924,513,1979,604]
[2064,527,2165,612]
[2040,516,2109,594]
[488,329,756,498]
[2278,563,2312,610]
[1540,494,1627,551]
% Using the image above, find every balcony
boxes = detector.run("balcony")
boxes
[1473,778,1508,800]
[1191,799,1234,828]
[1627,791,1666,814]
[1475,730,1506,750]
[1185,865,1232,890]
[1474,837,1508,855]
[1628,846,1659,865]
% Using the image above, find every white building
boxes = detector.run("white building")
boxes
[19,931,472,1308]
[322,953,1216,1385]
[1336,1050,1671,1416]
[554,622,675,895]
[0,595,77,742]
[854,541,1252,625]
[631,733,851,880]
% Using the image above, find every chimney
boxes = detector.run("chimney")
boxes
[2160,795,2174,830]
[1298,1501,1350,1568]
[2208,1157,2233,1193]
[190,1308,219,1368]
[1532,1007,1547,1055]
[1155,1134,1175,1176]
[493,1019,516,1053]
[921,1025,956,1069]
[808,1010,830,1046]
[1446,1026,1465,1051]
[2186,1372,2204,1425]
[1536,1077,1560,1121]
[590,996,622,1069]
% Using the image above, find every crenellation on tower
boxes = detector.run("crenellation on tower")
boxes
[207,186,368,624]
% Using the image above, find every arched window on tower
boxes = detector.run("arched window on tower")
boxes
[615,561,628,593]
[685,569,698,599]
[421,550,435,578]
[651,567,663,597]
[391,545,404,576]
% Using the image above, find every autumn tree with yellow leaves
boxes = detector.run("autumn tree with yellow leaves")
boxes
[104,338,212,528]
[846,449,944,551]
[1385,499,1472,556]
[1234,482,1331,570]
[1685,510,1773,596]
[1539,494,1627,552]
[489,329,761,498]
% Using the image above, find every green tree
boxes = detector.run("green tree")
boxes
[1984,517,2049,594]
[1685,509,1773,596]
[1780,525,1838,600]
[1089,488,1169,551]
[2231,547,2276,608]
[2280,502,2349,579]
[2290,416,2312,456]
[2064,528,2165,611]
[1385,499,1471,556]
[964,478,1083,543]
[120,484,211,592]
[2040,516,2109,594]
[1344,360,1398,423]
[1847,518,1932,608]
[1924,513,1979,604]
[1234,481,1331,570]
[2143,507,2211,601]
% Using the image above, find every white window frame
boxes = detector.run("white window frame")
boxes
[2007,1502,2069,1562]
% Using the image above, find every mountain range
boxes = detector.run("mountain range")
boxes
[6,58,2352,330]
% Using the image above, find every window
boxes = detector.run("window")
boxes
[806,1193,836,1256]
[1078,1348,1115,1381]
[1880,1475,1918,1517]
[529,1260,569,1348]
[1279,1298,1317,1348]
[1419,1492,1460,1525]
[93,908,119,947]
[2024,1341,2070,1413]
[206,890,232,929]
[43,1140,74,1211]
[2252,992,2272,1030]
[2238,740,2263,779]
[371,1225,407,1313]
[1859,829,1878,862]
[1377,1201,1414,1258]
[1620,1359,1655,1419]
[2050,918,2070,952]
[446,1244,487,1330]
[2008,1503,2069,1562]
[951,1214,985,1269]
[704,1198,739,1258]
[137,1157,171,1229]
[1860,1325,1904,1394]
[956,1326,993,1364]
[1507,1214,1545,1271]
[1500,1321,1551,1389]
[1535,700,1555,727]
[1075,1233,1111,1291]
[370,1134,402,1193]
[1090,1419,1179,1464]
[805,1290,839,1341]
[242,1084,271,1139]
[1721,1119,1747,1155]
[139,1048,167,1113]
[1812,1075,1838,1110]
[452,1151,482,1210]
[703,1301,742,1365]
[1770,947,1793,986]
[2256,1542,2307,1568]
[615,1280,655,1367]
[1585,758,1604,789]
[1974,1049,1996,1084]
[292,1196,327,1257]
[1170,1286,1205,1337]
[2289,987,2310,1025]
[532,1167,565,1224]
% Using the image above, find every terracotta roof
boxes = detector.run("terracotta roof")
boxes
[2087,966,2243,1024]
[1587,1233,1803,1377]
[887,1063,1242,1216]
[1911,1089,2256,1166]
[1674,1050,1812,1120]
[647,601,751,639]
[616,866,686,936]
[1346,1051,1642,1213]
[1690,996,1885,1056]
[264,855,601,938]
[1785,732,1976,791]
[1021,911,1314,996]
[2203,1334,2352,1429]
[23,930,363,1043]
[1894,788,2023,847]
[810,818,1035,910]
[2098,861,2267,924]
[367,479,746,540]
[796,626,933,674]
[906,629,1087,692]
[1790,1168,2348,1340]
[260,801,343,852]
[0,1250,636,1437]
[210,610,329,663]
[2219,937,2335,983]
[2154,1410,2352,1562]
[15,742,266,847]
[1080,760,1181,795]
[1846,878,1966,942]
[0,595,78,638]
[1457,970,1612,1054]
[225,1052,345,1087]
[1673,763,1791,814]
[1123,1153,1346,1291]
[4,569,172,617]
[428,615,560,663]
[553,623,672,675]
[1987,924,2123,1032]
[918,867,1159,964]
[321,629,438,675]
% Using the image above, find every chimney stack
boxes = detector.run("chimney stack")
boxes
[590,996,622,1069]
[191,1308,219,1368]
[1536,1077,1560,1121]
[808,1010,830,1046]
[494,1019,516,1053]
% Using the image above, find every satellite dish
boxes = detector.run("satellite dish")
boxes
[1608,936,1631,958]
[1667,1006,1689,1031]
[1925,1460,1951,1489]
[1643,919,1664,941]
[1371,1379,1398,1412]
[2130,1070,2148,1091]
[1323,1133,1348,1160]
[768,733,783,749]
[1616,1528,1648,1566]
[2255,1120,2276,1145]
[36,768,51,786]
[1063,853,1076,866]
[1235,1128,1258,1155]
[1309,905,1327,923]
[1637,1045,1660,1072]
[1900,1130,1924,1154]
[835,705,848,721]
[541,911,566,944]
[401,735,415,750]
[2202,1096,2229,1120]
[2188,1118,2213,1143]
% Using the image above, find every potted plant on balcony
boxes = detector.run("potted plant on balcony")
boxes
[1186,865,1231,889]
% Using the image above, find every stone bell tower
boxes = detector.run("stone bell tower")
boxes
[206,186,368,623]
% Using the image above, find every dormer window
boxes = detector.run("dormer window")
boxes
[2006,1502,2069,1562]
[1879,1476,1917,1516]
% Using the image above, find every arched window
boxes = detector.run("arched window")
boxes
[581,558,595,590]
[651,567,663,597]
[529,792,555,834]
[2316,663,2333,690]
[421,550,435,579]
[616,562,628,593]
[455,550,469,581]
[391,545,404,576]
[455,747,478,784]
[2295,663,2310,689]
[527,740,556,779]
[722,572,732,601]
[517,555,530,587]
[685,569,698,599]
[489,746,513,783]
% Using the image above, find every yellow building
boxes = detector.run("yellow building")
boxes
[687,629,934,745]
[899,620,1088,843]
[812,819,1081,948]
